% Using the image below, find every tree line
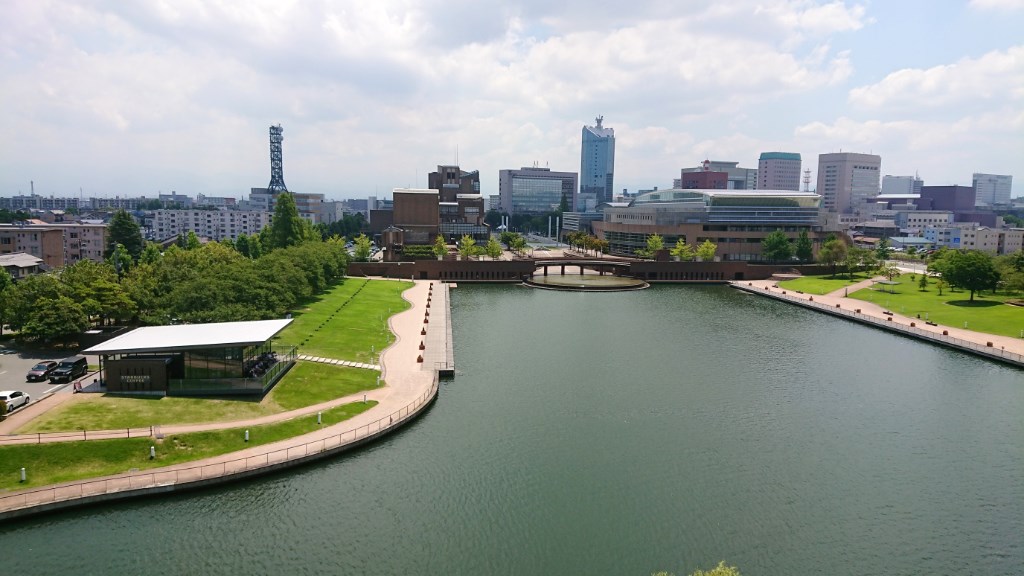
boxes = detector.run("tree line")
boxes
[0,194,350,344]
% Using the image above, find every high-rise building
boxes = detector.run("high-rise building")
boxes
[973,173,1012,206]
[758,152,802,191]
[498,167,578,214]
[679,160,757,190]
[581,116,615,203]
[881,175,924,195]
[816,152,881,214]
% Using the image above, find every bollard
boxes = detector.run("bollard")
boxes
[245,430,249,442]
[363,394,367,404]
[150,446,156,460]
[317,411,322,425]
[20,467,26,483]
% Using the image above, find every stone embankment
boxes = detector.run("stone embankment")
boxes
[731,280,1024,369]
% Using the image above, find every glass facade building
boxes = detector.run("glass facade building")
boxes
[498,167,578,214]
[581,117,615,203]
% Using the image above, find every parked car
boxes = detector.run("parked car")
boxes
[0,390,30,412]
[48,355,88,383]
[26,360,58,382]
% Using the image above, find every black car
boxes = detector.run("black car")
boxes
[26,361,58,382]
[49,355,88,383]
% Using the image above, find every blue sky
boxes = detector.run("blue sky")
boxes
[1,0,1021,201]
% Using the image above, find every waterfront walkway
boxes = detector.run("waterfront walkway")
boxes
[0,279,449,518]
[732,278,1024,365]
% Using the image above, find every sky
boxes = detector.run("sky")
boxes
[2,0,1022,201]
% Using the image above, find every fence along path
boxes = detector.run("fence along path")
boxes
[0,279,443,518]
[731,280,1024,367]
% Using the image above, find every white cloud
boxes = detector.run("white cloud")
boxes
[848,46,1024,112]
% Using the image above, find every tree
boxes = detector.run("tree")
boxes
[485,237,503,260]
[670,239,695,261]
[139,242,162,265]
[269,192,305,250]
[761,230,793,263]
[0,268,12,335]
[875,237,892,261]
[636,234,664,259]
[458,234,479,259]
[21,294,89,343]
[817,237,847,278]
[484,209,503,229]
[795,229,814,262]
[105,209,144,261]
[942,250,1000,301]
[918,273,928,291]
[432,234,448,259]
[696,239,717,262]
[353,234,372,262]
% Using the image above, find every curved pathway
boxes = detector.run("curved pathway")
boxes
[0,279,442,516]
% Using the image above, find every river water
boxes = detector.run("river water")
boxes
[2,285,1021,575]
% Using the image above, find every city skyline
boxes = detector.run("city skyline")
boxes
[2,1,1022,201]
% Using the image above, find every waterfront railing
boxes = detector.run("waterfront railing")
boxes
[733,283,1024,366]
[0,372,440,514]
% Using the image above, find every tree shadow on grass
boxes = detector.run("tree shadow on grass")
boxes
[946,300,1001,308]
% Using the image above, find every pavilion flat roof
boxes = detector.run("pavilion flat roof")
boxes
[84,319,293,355]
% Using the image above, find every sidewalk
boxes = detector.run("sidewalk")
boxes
[0,279,443,516]
[741,277,1024,356]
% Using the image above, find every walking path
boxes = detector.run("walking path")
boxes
[0,279,450,518]
[733,277,1024,364]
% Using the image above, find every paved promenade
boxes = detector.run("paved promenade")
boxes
[733,277,1024,364]
[0,279,447,518]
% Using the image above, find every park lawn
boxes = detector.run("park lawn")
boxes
[848,273,1024,338]
[266,361,381,411]
[777,272,876,295]
[278,278,412,361]
[0,401,376,491]
[19,361,380,432]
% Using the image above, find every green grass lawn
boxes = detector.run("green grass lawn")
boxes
[0,401,376,491]
[776,273,875,295]
[18,362,380,432]
[276,278,412,361]
[847,273,1024,338]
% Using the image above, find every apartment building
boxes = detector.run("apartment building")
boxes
[153,210,272,242]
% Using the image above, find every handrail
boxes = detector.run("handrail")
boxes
[733,283,1024,366]
[0,372,441,514]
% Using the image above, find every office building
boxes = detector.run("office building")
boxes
[881,175,924,195]
[581,116,615,203]
[498,167,578,214]
[592,188,821,260]
[679,160,757,190]
[816,152,881,214]
[758,152,802,191]
[973,173,1012,206]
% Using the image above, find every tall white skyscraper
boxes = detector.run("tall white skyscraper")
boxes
[581,116,615,204]
[972,173,1012,206]
[816,152,882,214]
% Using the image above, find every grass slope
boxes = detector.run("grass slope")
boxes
[0,401,376,491]
[776,273,874,295]
[276,278,413,361]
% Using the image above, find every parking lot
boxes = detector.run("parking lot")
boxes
[0,349,82,411]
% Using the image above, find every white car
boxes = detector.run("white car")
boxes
[0,390,30,412]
